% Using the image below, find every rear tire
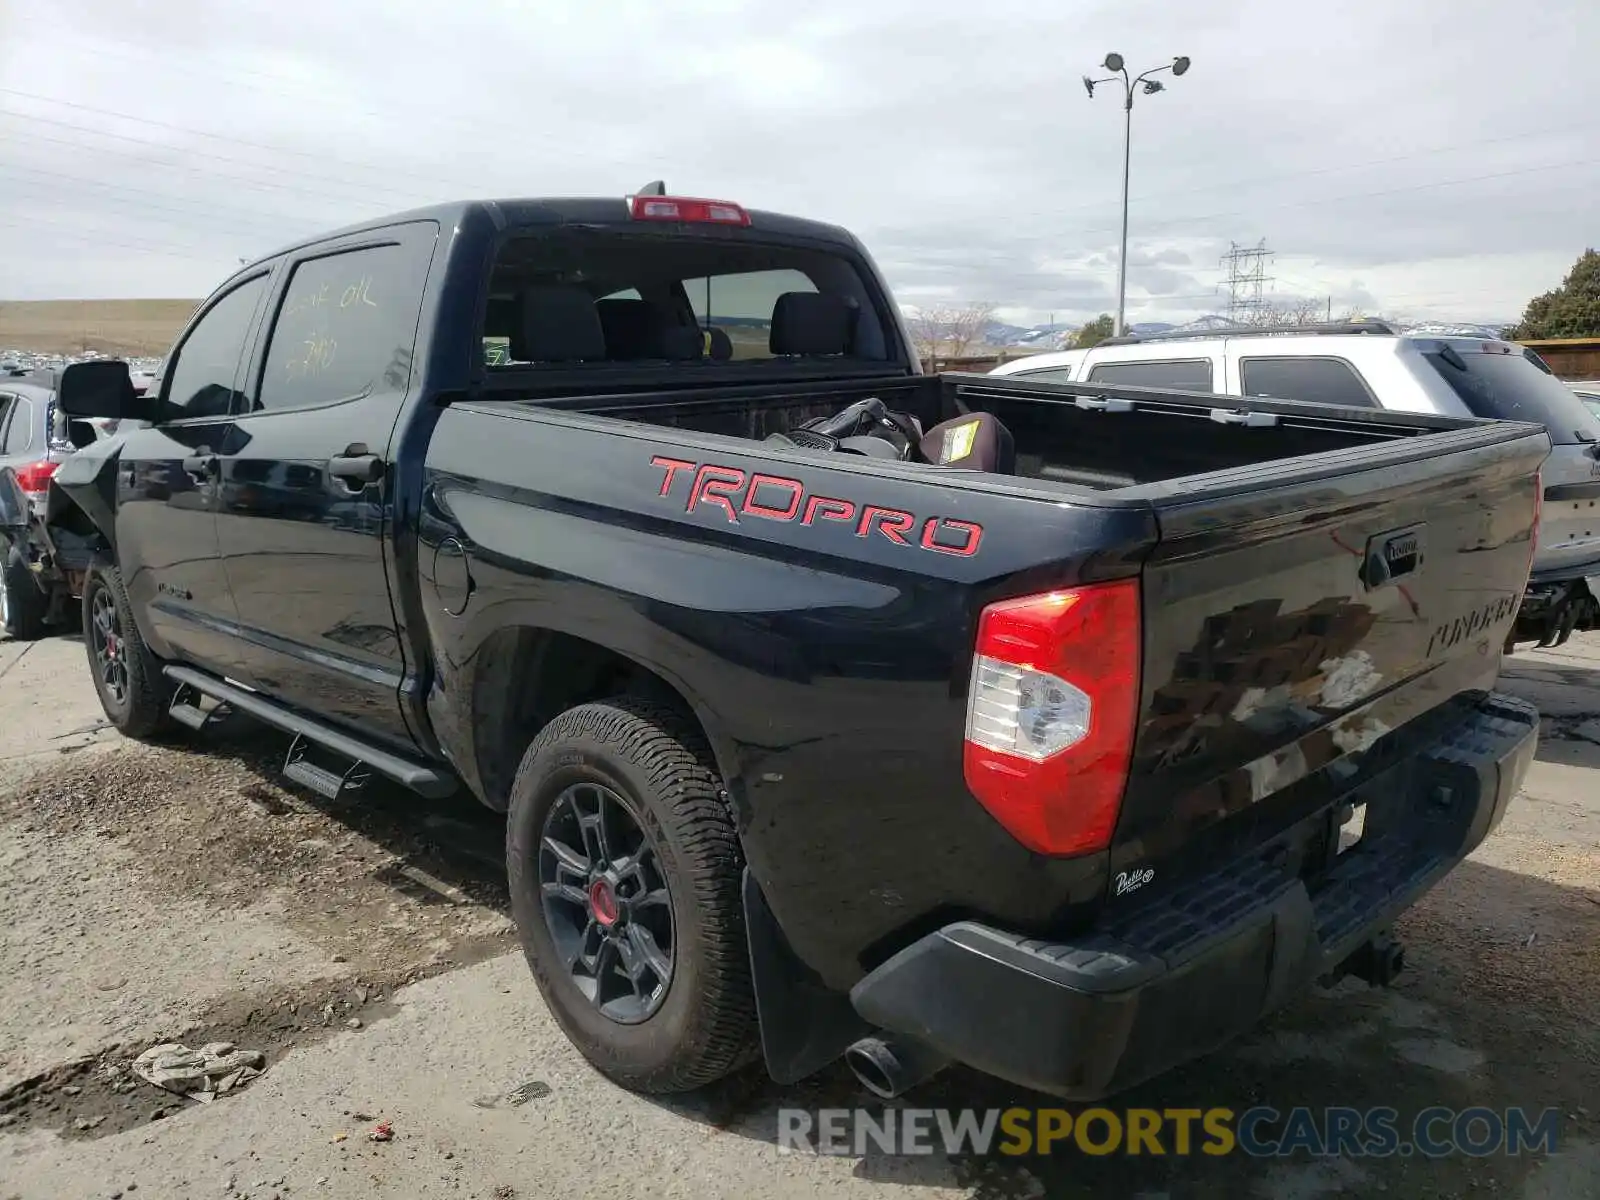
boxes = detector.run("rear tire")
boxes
[506,695,758,1093]
[0,535,48,641]
[82,558,174,738]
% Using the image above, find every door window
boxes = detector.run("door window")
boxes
[257,239,433,413]
[2,397,34,453]
[160,275,270,421]
[1239,356,1376,408]
[1087,358,1214,389]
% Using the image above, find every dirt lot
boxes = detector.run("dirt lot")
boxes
[0,299,198,357]
[0,631,1595,1199]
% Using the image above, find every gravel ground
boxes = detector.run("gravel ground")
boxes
[0,632,1595,1199]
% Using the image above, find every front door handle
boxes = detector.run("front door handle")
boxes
[328,453,386,486]
[182,454,218,481]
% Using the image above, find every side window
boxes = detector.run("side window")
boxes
[0,395,15,449]
[683,268,815,324]
[1087,358,1214,389]
[257,239,433,413]
[1016,367,1079,384]
[1240,357,1376,409]
[161,275,269,420]
[3,398,34,454]
[682,268,818,361]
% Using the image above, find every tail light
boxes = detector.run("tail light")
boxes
[963,578,1141,856]
[14,459,59,496]
[628,195,751,226]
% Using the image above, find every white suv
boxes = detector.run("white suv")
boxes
[992,321,1600,648]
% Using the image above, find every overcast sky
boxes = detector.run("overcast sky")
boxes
[2,0,1597,327]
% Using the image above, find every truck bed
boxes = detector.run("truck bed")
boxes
[439,372,1548,993]
[531,370,1502,494]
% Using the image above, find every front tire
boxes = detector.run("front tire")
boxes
[82,559,173,738]
[0,535,49,641]
[506,696,758,1093]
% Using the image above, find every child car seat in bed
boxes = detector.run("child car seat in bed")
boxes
[917,413,1016,473]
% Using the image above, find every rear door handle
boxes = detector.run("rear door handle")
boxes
[182,454,218,481]
[328,452,385,486]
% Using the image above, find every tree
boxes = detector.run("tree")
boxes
[1506,250,1600,339]
[1072,314,1115,348]
[1239,298,1327,327]
[906,301,997,366]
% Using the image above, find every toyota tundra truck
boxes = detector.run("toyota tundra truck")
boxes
[47,190,1544,1101]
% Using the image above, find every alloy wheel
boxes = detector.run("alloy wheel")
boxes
[538,781,675,1024]
[89,586,128,705]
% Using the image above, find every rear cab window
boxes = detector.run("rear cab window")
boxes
[481,230,892,372]
[1239,356,1376,409]
[1086,358,1214,390]
[1423,344,1600,445]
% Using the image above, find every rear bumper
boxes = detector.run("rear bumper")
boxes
[1527,554,1600,587]
[849,692,1538,1099]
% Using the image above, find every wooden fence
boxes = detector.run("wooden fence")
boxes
[1517,338,1600,381]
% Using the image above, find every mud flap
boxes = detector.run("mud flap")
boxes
[742,869,870,1084]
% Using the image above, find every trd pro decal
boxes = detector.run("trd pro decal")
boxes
[650,455,983,558]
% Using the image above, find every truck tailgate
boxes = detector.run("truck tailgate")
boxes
[1112,422,1549,885]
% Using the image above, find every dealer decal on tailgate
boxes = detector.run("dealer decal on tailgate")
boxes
[649,455,984,557]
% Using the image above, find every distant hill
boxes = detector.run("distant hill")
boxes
[0,299,199,357]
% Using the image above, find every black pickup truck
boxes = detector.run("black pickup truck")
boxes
[49,192,1544,1101]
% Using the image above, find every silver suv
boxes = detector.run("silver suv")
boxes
[992,320,1600,648]
[0,379,110,639]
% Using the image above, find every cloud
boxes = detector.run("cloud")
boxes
[0,0,1596,330]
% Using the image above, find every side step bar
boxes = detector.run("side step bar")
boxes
[163,665,457,800]
[168,679,233,732]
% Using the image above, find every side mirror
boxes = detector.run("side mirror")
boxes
[56,361,151,421]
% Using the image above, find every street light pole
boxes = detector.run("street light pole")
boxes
[1084,54,1191,337]
[1115,92,1132,339]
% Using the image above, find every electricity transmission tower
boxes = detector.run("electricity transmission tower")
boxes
[1220,240,1273,323]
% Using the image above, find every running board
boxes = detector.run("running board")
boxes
[162,665,457,799]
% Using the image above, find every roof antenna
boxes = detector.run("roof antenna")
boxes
[636,180,667,196]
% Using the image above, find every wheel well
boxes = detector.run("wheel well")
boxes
[47,503,102,542]
[471,627,713,811]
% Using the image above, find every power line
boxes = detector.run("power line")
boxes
[41,37,1600,226]
[0,110,444,208]
[0,214,231,264]
[1116,122,1600,213]
[889,158,1600,252]
[27,36,688,174]
[0,86,511,200]
[0,123,422,213]
[0,162,314,242]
